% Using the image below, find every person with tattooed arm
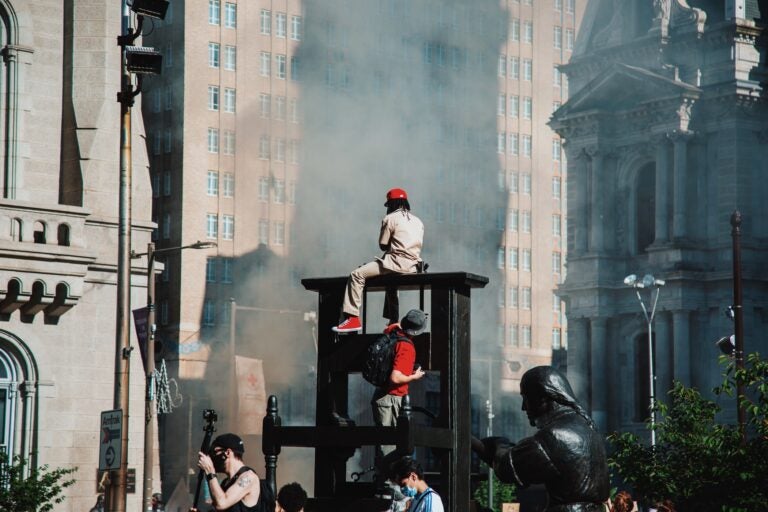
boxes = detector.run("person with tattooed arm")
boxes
[194,433,271,512]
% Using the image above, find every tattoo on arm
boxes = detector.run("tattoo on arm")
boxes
[237,476,252,489]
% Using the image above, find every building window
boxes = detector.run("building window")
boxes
[553,101,561,113]
[524,21,533,44]
[522,135,532,157]
[208,0,220,25]
[164,129,172,153]
[274,222,285,245]
[498,287,506,307]
[554,66,561,86]
[497,133,506,154]
[206,258,217,282]
[552,328,562,349]
[509,209,519,232]
[522,248,531,271]
[208,86,219,111]
[498,171,506,191]
[259,135,270,159]
[276,54,286,79]
[258,219,269,244]
[522,288,531,309]
[274,179,285,203]
[207,128,219,153]
[552,177,562,198]
[259,177,270,201]
[275,96,286,120]
[288,181,296,203]
[275,12,287,38]
[522,210,531,232]
[222,258,233,283]
[224,88,236,113]
[498,54,507,77]
[523,97,532,119]
[275,139,286,162]
[291,16,302,41]
[509,95,519,117]
[566,0,575,14]
[566,28,575,50]
[497,247,505,269]
[509,247,518,269]
[522,325,532,348]
[509,287,519,309]
[224,2,236,28]
[161,260,170,282]
[553,215,562,236]
[206,214,218,239]
[508,133,519,155]
[290,57,301,81]
[163,171,171,196]
[552,252,562,273]
[553,293,562,312]
[289,140,300,164]
[225,46,237,70]
[509,57,519,80]
[162,213,171,239]
[152,173,160,198]
[555,0,563,11]
[554,26,562,49]
[497,94,506,116]
[223,131,235,155]
[523,59,533,81]
[222,215,234,240]
[260,52,271,76]
[289,98,299,123]
[509,172,519,193]
[510,19,520,41]
[260,9,271,35]
[223,173,234,197]
[208,43,220,68]
[203,299,216,327]
[160,300,169,325]
[522,173,532,194]
[207,171,219,196]
[509,324,519,347]
[552,139,562,161]
[260,94,271,118]
[152,91,162,113]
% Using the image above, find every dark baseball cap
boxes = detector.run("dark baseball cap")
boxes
[400,309,427,336]
[210,433,244,455]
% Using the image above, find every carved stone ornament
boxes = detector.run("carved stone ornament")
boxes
[669,0,706,34]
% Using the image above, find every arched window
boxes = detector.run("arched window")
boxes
[33,221,46,244]
[0,347,18,457]
[10,218,22,241]
[636,163,655,253]
[57,224,70,246]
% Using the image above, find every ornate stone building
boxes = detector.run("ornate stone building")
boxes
[0,1,153,510]
[551,0,768,435]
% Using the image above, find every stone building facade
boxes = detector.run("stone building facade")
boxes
[0,1,153,510]
[551,0,768,436]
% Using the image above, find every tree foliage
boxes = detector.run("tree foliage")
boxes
[0,453,76,512]
[607,353,768,512]
[473,471,517,512]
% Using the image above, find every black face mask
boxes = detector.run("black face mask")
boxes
[212,451,227,473]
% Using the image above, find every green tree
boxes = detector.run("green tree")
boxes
[473,470,517,512]
[607,353,768,512]
[0,453,76,512]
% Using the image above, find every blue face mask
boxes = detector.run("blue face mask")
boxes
[400,485,417,498]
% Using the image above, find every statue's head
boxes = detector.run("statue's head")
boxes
[520,366,579,426]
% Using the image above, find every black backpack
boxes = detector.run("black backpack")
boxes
[222,466,275,512]
[362,331,411,387]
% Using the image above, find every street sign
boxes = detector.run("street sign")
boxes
[99,409,122,471]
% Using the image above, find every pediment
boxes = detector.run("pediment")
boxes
[554,64,701,119]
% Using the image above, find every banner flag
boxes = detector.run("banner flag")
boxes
[235,356,267,435]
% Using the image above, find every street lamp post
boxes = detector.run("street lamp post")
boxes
[623,273,665,447]
[730,211,747,444]
[131,240,216,512]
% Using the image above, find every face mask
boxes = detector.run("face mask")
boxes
[400,485,417,498]
[212,451,227,472]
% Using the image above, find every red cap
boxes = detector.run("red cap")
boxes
[385,188,408,206]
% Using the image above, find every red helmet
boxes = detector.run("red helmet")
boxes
[385,188,408,206]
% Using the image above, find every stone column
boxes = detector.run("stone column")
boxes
[567,317,590,406]
[654,135,671,243]
[587,147,604,253]
[573,151,589,254]
[672,310,691,386]
[671,131,691,239]
[654,312,673,400]
[590,317,608,432]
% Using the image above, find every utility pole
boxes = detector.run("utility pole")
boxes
[142,243,157,512]
[730,210,747,444]
[109,2,133,511]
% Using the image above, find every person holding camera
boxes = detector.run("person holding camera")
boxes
[196,434,265,512]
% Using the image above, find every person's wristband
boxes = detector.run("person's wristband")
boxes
[205,473,216,482]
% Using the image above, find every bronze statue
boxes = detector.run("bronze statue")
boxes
[472,366,609,512]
